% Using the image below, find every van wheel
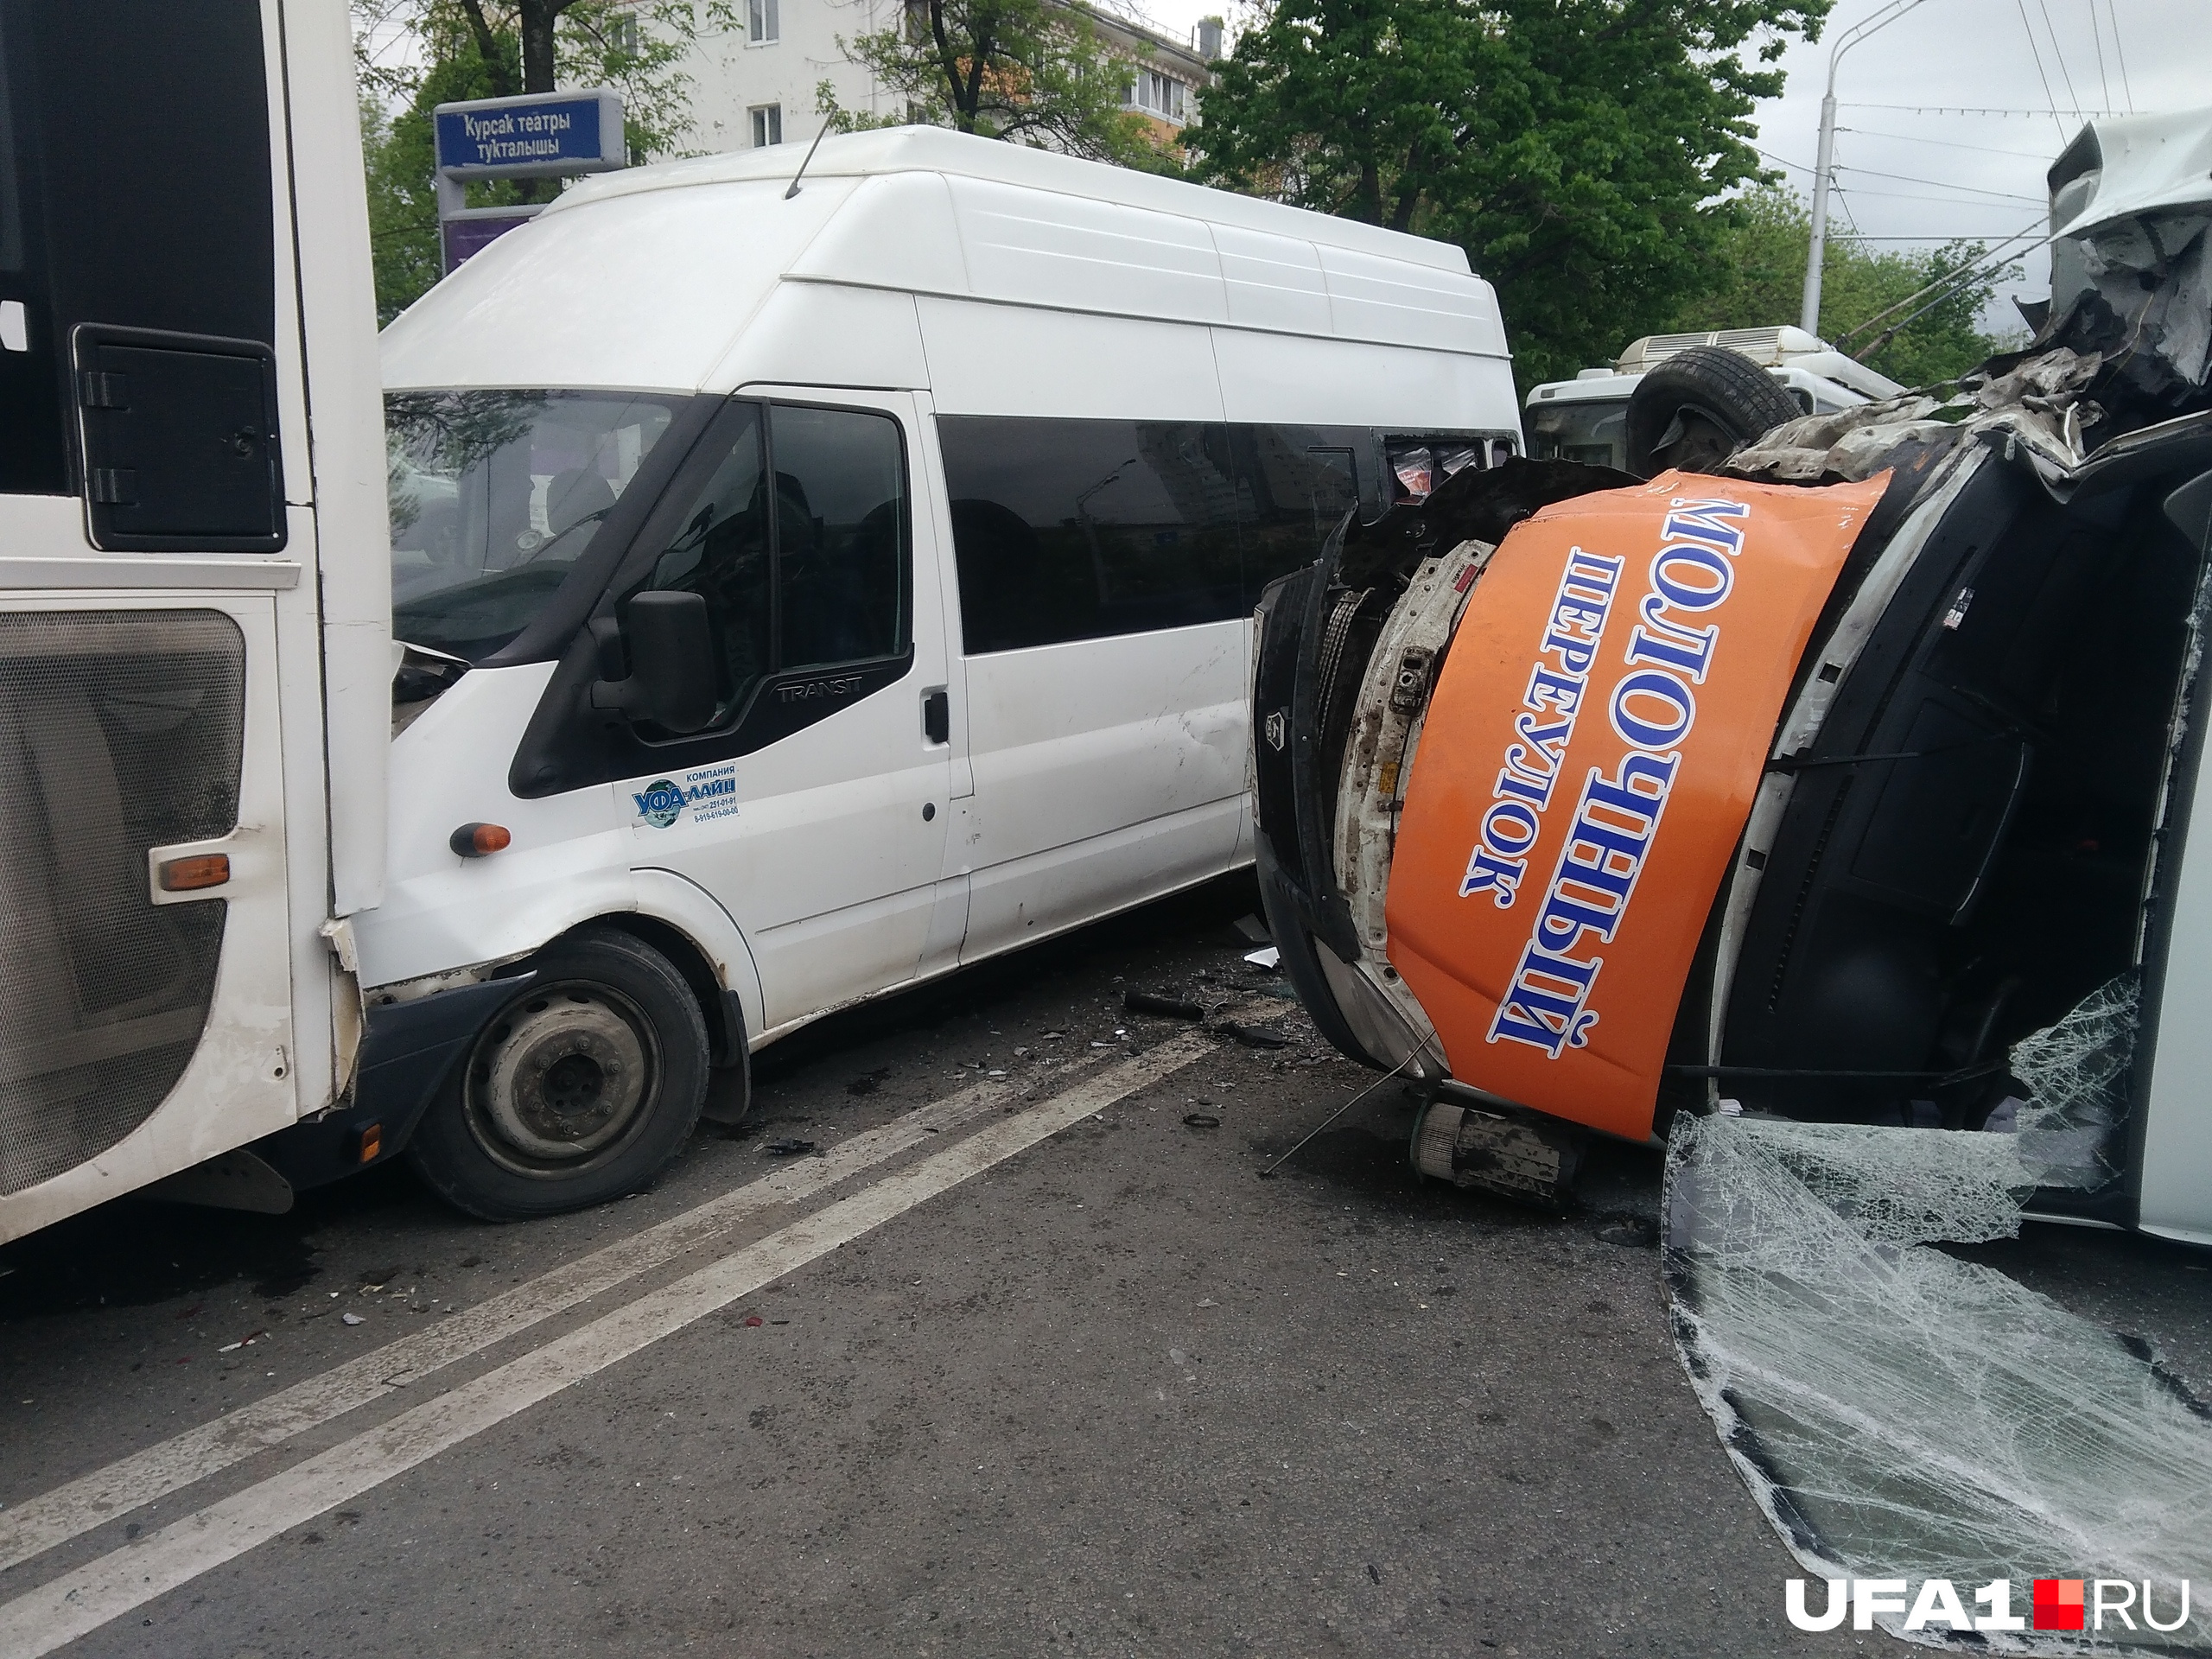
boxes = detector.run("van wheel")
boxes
[1624,346,1805,477]
[409,929,710,1219]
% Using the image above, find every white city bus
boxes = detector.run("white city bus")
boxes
[0,0,390,1244]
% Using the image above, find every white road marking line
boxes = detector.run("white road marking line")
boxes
[0,1031,1213,1658]
[0,1071,1040,1574]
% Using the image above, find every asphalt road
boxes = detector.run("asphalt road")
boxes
[2,877,2206,1658]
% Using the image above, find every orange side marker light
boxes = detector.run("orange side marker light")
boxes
[450,823,512,857]
[158,854,231,892]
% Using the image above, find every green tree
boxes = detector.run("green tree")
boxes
[1185,0,1833,390]
[1666,185,2022,389]
[818,0,1171,168]
[355,0,729,321]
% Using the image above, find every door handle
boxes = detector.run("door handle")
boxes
[922,687,950,746]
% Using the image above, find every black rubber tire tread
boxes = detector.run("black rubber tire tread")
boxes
[408,927,710,1220]
[1624,346,1805,477]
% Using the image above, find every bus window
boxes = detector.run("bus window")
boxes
[0,0,276,504]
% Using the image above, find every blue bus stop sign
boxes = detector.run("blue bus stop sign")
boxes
[430,88,626,272]
[433,89,626,178]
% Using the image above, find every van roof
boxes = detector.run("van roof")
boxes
[385,127,1508,394]
[549,126,1473,274]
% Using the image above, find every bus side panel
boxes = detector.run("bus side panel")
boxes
[280,0,392,928]
[0,589,300,1243]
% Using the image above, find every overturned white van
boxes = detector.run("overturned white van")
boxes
[270,128,1524,1217]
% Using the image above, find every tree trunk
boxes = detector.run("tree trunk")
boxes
[923,0,982,132]
[1354,160,1382,225]
[518,0,566,93]
[1388,143,1424,232]
[453,0,518,98]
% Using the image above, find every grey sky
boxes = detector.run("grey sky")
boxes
[1142,0,2212,336]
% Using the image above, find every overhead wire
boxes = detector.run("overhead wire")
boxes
[2033,0,2084,118]
[2085,0,2108,114]
[2106,0,2133,111]
[1834,219,2055,353]
[1838,126,2052,160]
[1752,145,2040,208]
[1833,163,2044,204]
[1843,103,2125,117]
[2012,0,2072,143]
[1831,183,2050,207]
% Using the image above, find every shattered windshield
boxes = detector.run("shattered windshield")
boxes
[385,390,682,662]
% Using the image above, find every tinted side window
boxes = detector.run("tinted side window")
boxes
[940,416,1243,654]
[647,403,773,720]
[643,401,909,726]
[1230,425,1359,595]
[772,404,909,671]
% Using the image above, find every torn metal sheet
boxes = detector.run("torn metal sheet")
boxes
[1664,1107,2212,1653]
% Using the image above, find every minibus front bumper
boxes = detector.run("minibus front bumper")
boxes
[254,974,531,1191]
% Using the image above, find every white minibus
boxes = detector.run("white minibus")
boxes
[321,129,1527,1217]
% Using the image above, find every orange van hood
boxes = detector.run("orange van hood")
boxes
[1385,471,1889,1141]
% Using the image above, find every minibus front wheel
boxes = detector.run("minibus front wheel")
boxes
[409,927,711,1219]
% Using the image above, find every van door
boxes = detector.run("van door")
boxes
[618,391,955,1033]
[935,416,1258,959]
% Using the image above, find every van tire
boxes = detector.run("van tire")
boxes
[1624,346,1803,477]
[408,928,710,1220]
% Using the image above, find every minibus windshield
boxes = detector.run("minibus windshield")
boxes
[386,390,681,661]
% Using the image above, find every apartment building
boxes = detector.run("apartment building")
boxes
[672,0,1218,156]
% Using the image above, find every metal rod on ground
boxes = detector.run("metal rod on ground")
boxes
[1260,1052,1420,1179]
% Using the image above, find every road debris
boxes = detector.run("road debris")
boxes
[1124,991,1205,1020]
[761,1140,817,1158]
[1214,1023,1289,1050]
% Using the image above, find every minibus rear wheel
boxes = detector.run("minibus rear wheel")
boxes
[409,928,711,1219]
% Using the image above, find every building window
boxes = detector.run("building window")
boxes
[750,104,783,147]
[747,0,779,43]
[1129,69,1185,123]
[610,9,640,54]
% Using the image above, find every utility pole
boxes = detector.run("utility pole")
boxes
[1802,0,1935,335]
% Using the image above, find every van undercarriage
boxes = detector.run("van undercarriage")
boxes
[1255,385,2212,1224]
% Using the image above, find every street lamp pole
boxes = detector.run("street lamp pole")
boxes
[1801,0,1934,334]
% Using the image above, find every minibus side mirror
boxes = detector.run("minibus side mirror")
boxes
[589,592,718,734]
